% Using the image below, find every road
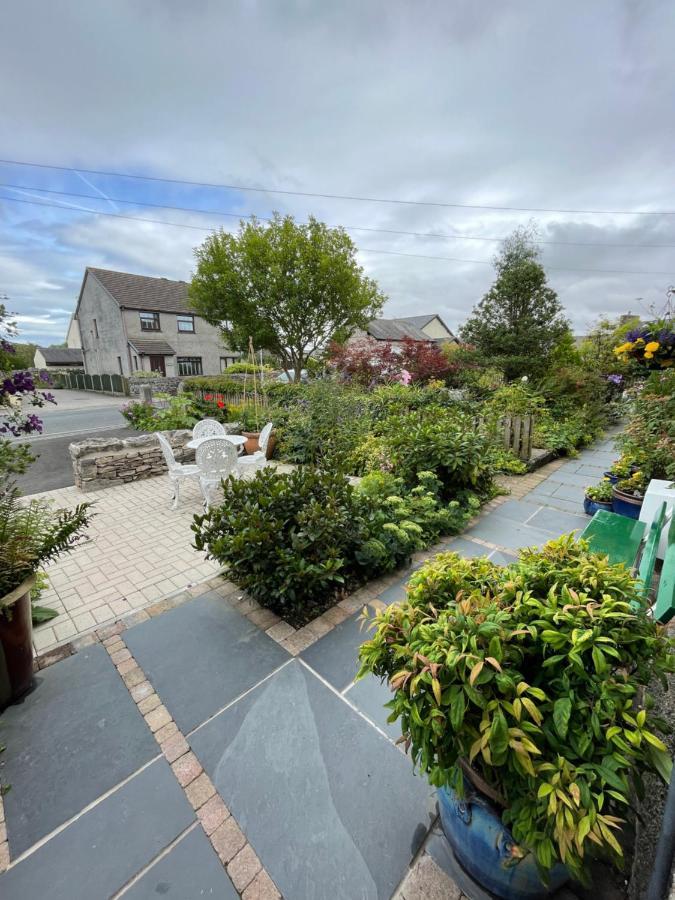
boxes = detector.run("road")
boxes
[10,390,141,494]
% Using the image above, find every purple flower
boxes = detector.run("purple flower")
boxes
[626,327,650,342]
[607,374,623,385]
[0,339,15,354]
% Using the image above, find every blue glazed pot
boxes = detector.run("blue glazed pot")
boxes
[603,472,619,484]
[611,487,643,520]
[583,496,613,516]
[438,782,568,900]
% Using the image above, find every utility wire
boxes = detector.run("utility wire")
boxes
[1,180,673,250]
[2,192,673,277]
[0,157,674,216]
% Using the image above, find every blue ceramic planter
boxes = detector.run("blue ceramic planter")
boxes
[611,487,643,520]
[583,496,613,516]
[438,782,568,900]
[603,472,619,484]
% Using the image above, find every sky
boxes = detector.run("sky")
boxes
[1,0,674,347]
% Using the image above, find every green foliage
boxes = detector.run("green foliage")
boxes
[460,228,570,380]
[31,569,58,625]
[579,316,639,378]
[222,362,275,375]
[189,213,385,381]
[0,485,92,599]
[193,466,472,625]
[130,369,163,379]
[617,370,675,481]
[358,535,674,882]
[0,440,35,476]
[585,480,614,502]
[534,405,603,455]
[121,395,200,432]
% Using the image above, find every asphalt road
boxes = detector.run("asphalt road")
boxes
[13,427,140,494]
[31,404,128,437]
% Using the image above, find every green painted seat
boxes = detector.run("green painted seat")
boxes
[637,503,668,599]
[579,510,646,567]
[653,516,675,624]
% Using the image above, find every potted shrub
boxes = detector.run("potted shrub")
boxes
[603,456,635,484]
[358,537,674,898]
[583,480,614,515]
[0,486,90,706]
[612,470,648,519]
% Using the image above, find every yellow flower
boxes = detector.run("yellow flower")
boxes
[644,352,654,359]
[645,341,660,352]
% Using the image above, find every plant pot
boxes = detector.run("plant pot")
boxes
[241,431,277,459]
[612,487,643,520]
[584,495,613,516]
[603,472,619,484]
[0,575,36,709]
[438,781,568,899]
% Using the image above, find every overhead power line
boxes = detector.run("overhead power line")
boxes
[2,192,673,277]
[1,181,674,249]
[0,157,674,216]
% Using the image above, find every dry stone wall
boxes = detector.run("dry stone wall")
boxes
[128,376,182,396]
[70,430,194,491]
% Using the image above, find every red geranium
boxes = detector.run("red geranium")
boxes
[204,393,213,401]
[217,399,225,409]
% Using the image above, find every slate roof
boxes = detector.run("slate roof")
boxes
[366,318,434,342]
[36,347,84,365]
[396,314,437,329]
[87,268,192,314]
[128,339,176,356]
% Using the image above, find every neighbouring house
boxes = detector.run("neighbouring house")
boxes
[33,346,84,370]
[350,314,457,346]
[71,267,241,377]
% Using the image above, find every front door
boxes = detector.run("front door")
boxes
[148,355,166,375]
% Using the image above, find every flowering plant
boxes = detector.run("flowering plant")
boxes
[585,479,614,502]
[614,322,675,368]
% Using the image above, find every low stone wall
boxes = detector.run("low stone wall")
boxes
[128,376,182,396]
[70,430,194,491]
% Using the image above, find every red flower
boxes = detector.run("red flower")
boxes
[217,399,225,409]
[204,393,213,401]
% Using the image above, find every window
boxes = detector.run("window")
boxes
[220,356,238,372]
[92,318,99,338]
[117,356,123,375]
[177,356,203,376]
[176,315,195,333]
[133,355,139,371]
[140,312,160,331]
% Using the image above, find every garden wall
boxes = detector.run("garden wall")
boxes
[70,430,194,491]
[128,376,183,396]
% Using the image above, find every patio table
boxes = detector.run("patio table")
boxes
[187,434,246,451]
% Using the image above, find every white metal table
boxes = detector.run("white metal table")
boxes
[187,434,247,452]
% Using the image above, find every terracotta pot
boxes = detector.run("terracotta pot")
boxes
[241,431,277,459]
[0,575,36,709]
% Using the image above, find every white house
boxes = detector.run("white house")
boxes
[34,346,84,370]
[349,314,457,346]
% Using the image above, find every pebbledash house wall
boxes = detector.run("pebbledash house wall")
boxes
[122,309,227,377]
[77,273,233,377]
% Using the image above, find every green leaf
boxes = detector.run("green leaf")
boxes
[489,708,509,760]
[553,697,572,739]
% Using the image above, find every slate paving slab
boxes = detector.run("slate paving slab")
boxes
[465,516,553,552]
[124,591,290,734]
[124,825,238,899]
[544,470,595,488]
[527,506,591,535]
[524,491,582,514]
[301,609,373,691]
[488,549,519,565]
[489,499,541,524]
[550,482,587,503]
[190,660,434,900]
[345,674,401,741]
[0,760,194,900]
[0,643,158,857]
[441,536,496,557]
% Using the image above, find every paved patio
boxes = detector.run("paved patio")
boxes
[0,436,623,898]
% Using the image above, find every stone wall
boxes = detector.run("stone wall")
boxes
[70,430,194,491]
[128,376,183,397]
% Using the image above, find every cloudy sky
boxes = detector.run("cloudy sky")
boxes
[1,0,674,346]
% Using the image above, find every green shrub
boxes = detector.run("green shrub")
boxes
[121,395,200,432]
[358,535,674,883]
[585,480,613,502]
[617,370,675,481]
[223,362,275,375]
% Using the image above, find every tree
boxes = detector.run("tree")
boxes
[189,214,385,381]
[460,228,570,379]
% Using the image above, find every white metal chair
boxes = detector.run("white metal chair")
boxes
[192,418,226,440]
[237,422,273,478]
[196,438,239,510]
[156,432,201,509]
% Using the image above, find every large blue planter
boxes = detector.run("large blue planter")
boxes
[603,472,619,484]
[438,782,568,899]
[611,487,643,520]
[583,496,613,516]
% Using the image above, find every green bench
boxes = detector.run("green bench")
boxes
[579,502,675,623]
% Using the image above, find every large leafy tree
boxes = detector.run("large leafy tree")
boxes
[190,214,385,381]
[460,228,570,379]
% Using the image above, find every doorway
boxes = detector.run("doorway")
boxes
[148,355,166,375]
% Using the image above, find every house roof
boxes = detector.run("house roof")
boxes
[87,268,192,314]
[128,339,176,356]
[366,318,434,342]
[36,347,84,365]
